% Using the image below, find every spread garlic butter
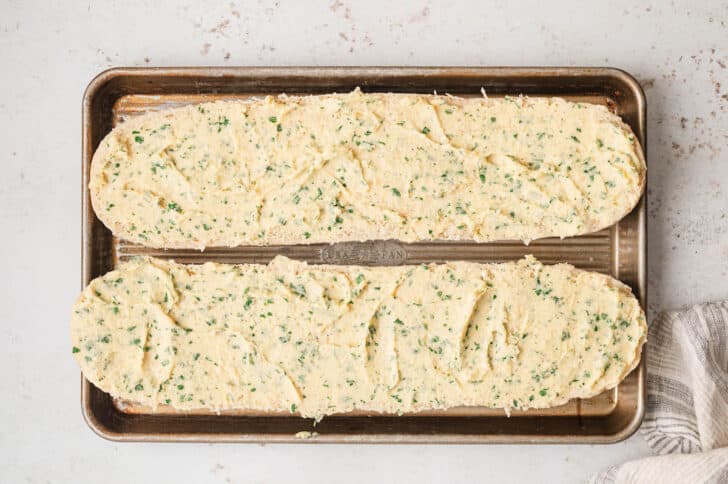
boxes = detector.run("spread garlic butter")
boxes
[71,256,646,418]
[90,91,645,248]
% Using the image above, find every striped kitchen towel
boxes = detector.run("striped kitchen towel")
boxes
[590,301,728,484]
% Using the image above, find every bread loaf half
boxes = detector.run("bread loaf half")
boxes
[90,91,646,248]
[71,256,646,419]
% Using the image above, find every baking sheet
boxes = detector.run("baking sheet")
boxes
[81,67,646,442]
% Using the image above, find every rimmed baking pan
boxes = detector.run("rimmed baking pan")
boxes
[81,66,646,443]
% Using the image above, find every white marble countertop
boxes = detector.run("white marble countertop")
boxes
[1,1,726,482]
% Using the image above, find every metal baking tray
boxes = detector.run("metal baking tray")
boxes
[81,67,646,443]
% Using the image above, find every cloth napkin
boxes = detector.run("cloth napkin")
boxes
[589,301,728,484]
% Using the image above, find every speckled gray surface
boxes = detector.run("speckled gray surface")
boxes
[1,1,726,483]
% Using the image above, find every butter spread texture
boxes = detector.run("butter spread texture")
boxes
[71,256,646,418]
[90,91,645,248]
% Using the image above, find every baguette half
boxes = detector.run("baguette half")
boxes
[90,91,646,248]
[71,256,646,419]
